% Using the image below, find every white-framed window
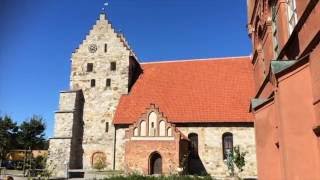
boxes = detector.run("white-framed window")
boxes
[272,3,280,58]
[287,0,298,35]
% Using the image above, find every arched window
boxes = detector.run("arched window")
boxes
[222,132,233,159]
[140,120,146,136]
[148,112,157,136]
[133,127,138,136]
[159,121,165,136]
[167,127,172,136]
[188,133,199,159]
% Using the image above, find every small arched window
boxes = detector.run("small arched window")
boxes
[148,112,157,136]
[159,121,165,136]
[140,120,147,136]
[188,133,199,159]
[167,127,172,136]
[134,127,138,136]
[222,132,233,160]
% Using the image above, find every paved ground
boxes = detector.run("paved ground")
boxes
[0,170,32,180]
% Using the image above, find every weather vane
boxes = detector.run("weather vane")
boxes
[101,0,109,12]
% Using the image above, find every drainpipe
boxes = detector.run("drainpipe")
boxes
[113,125,116,170]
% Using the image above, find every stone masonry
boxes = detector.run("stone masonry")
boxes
[47,90,84,177]
[177,124,257,178]
[48,12,257,179]
[48,13,140,177]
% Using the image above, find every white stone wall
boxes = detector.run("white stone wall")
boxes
[177,125,257,178]
[114,127,128,170]
[47,138,71,177]
[53,113,74,137]
[48,91,83,177]
[59,92,77,111]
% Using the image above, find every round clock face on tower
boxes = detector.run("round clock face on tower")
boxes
[88,44,98,53]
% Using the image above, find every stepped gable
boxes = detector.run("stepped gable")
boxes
[113,56,255,124]
[72,12,138,60]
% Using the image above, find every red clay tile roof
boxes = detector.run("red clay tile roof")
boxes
[113,56,254,124]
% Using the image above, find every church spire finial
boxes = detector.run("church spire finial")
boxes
[101,1,109,14]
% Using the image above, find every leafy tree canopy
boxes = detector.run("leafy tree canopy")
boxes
[0,115,18,160]
[16,115,46,150]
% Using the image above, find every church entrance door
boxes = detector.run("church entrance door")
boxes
[149,152,162,175]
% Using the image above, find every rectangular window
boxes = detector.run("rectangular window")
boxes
[87,63,93,72]
[272,3,280,58]
[104,44,107,53]
[90,79,95,87]
[105,122,109,132]
[222,133,233,160]
[106,78,111,87]
[287,0,297,35]
[110,62,116,71]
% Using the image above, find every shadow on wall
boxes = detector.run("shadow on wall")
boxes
[188,157,207,175]
[187,133,207,175]
[70,90,85,169]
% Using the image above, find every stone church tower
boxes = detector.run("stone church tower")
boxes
[48,13,141,177]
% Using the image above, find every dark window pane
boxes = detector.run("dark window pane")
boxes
[106,79,111,87]
[222,132,233,159]
[104,44,107,52]
[90,79,95,87]
[87,63,93,72]
[105,122,109,132]
[110,62,116,71]
[188,133,199,159]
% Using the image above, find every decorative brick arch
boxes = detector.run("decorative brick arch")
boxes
[124,104,186,174]
[91,151,106,167]
[129,104,175,137]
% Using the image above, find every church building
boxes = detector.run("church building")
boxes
[48,13,257,179]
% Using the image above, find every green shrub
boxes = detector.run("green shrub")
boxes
[224,145,248,176]
[93,158,107,171]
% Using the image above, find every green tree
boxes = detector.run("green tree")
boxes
[16,115,46,150]
[0,115,18,164]
[233,145,247,172]
[224,145,248,177]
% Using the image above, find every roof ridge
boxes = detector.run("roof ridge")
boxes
[140,55,251,64]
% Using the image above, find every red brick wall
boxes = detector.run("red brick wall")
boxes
[124,138,180,174]
[277,65,320,179]
[123,104,185,175]
[248,1,320,179]
[254,102,281,180]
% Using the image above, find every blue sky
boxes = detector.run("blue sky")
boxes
[0,0,251,138]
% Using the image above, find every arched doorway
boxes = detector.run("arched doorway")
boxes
[149,152,162,175]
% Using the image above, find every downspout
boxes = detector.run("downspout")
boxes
[113,125,116,170]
